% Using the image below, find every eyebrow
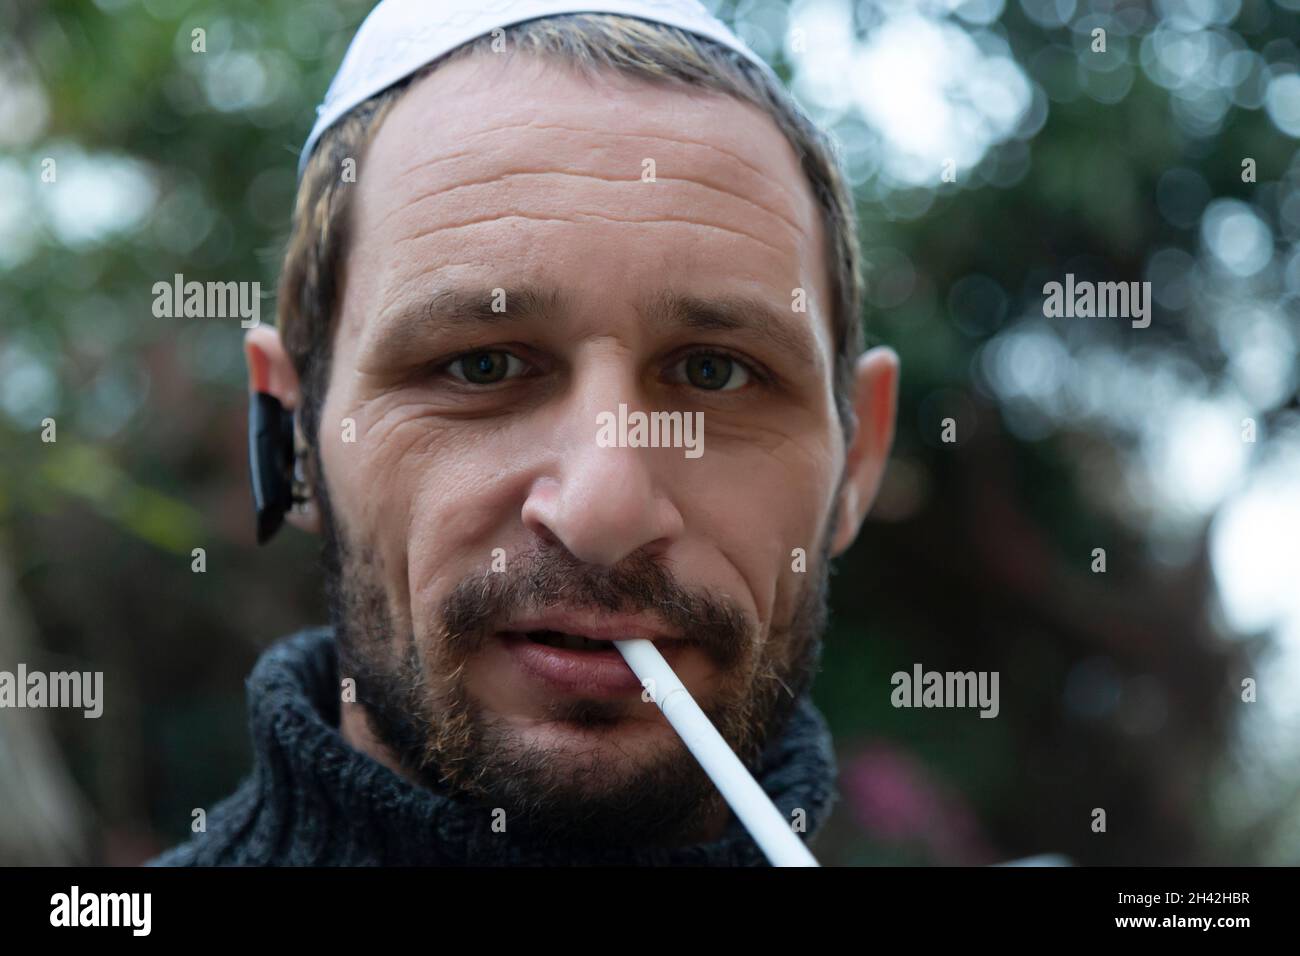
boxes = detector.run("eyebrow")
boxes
[362,285,820,372]
[638,289,819,372]
[361,285,567,363]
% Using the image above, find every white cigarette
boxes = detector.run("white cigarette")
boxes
[615,638,820,867]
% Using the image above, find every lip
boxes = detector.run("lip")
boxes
[497,630,700,698]
[500,609,682,643]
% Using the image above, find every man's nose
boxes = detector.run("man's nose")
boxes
[521,366,684,567]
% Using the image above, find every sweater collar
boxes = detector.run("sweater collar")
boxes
[245,627,839,865]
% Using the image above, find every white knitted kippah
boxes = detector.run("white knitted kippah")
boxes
[299,0,777,178]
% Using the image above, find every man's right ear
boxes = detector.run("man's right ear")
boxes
[244,326,321,536]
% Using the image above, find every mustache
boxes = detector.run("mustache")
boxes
[438,545,752,670]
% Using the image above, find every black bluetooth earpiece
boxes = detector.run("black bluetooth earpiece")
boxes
[248,390,297,544]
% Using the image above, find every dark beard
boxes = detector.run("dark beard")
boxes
[315,465,836,849]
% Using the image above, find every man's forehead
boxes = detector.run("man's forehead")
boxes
[338,52,832,355]
[357,52,819,239]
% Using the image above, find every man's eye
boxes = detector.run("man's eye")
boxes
[671,352,751,391]
[447,350,526,385]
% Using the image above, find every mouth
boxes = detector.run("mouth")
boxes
[495,620,701,698]
[523,629,624,653]
[509,628,700,660]
[513,628,700,658]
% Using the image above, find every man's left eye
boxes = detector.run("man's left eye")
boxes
[447,350,527,385]
[669,352,751,391]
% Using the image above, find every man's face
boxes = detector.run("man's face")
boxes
[316,52,848,845]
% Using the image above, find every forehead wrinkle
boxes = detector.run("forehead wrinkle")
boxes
[388,167,808,247]
[392,210,791,258]
[385,120,815,240]
[396,119,781,195]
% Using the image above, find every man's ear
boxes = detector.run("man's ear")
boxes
[244,325,321,535]
[829,346,900,558]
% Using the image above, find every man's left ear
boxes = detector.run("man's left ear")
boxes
[829,346,900,557]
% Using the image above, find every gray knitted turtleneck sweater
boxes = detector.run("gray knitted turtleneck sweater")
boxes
[147,627,839,866]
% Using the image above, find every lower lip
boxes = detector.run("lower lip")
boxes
[498,632,694,698]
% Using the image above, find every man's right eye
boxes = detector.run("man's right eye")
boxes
[445,350,527,385]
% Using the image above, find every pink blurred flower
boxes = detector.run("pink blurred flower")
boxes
[842,740,997,865]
